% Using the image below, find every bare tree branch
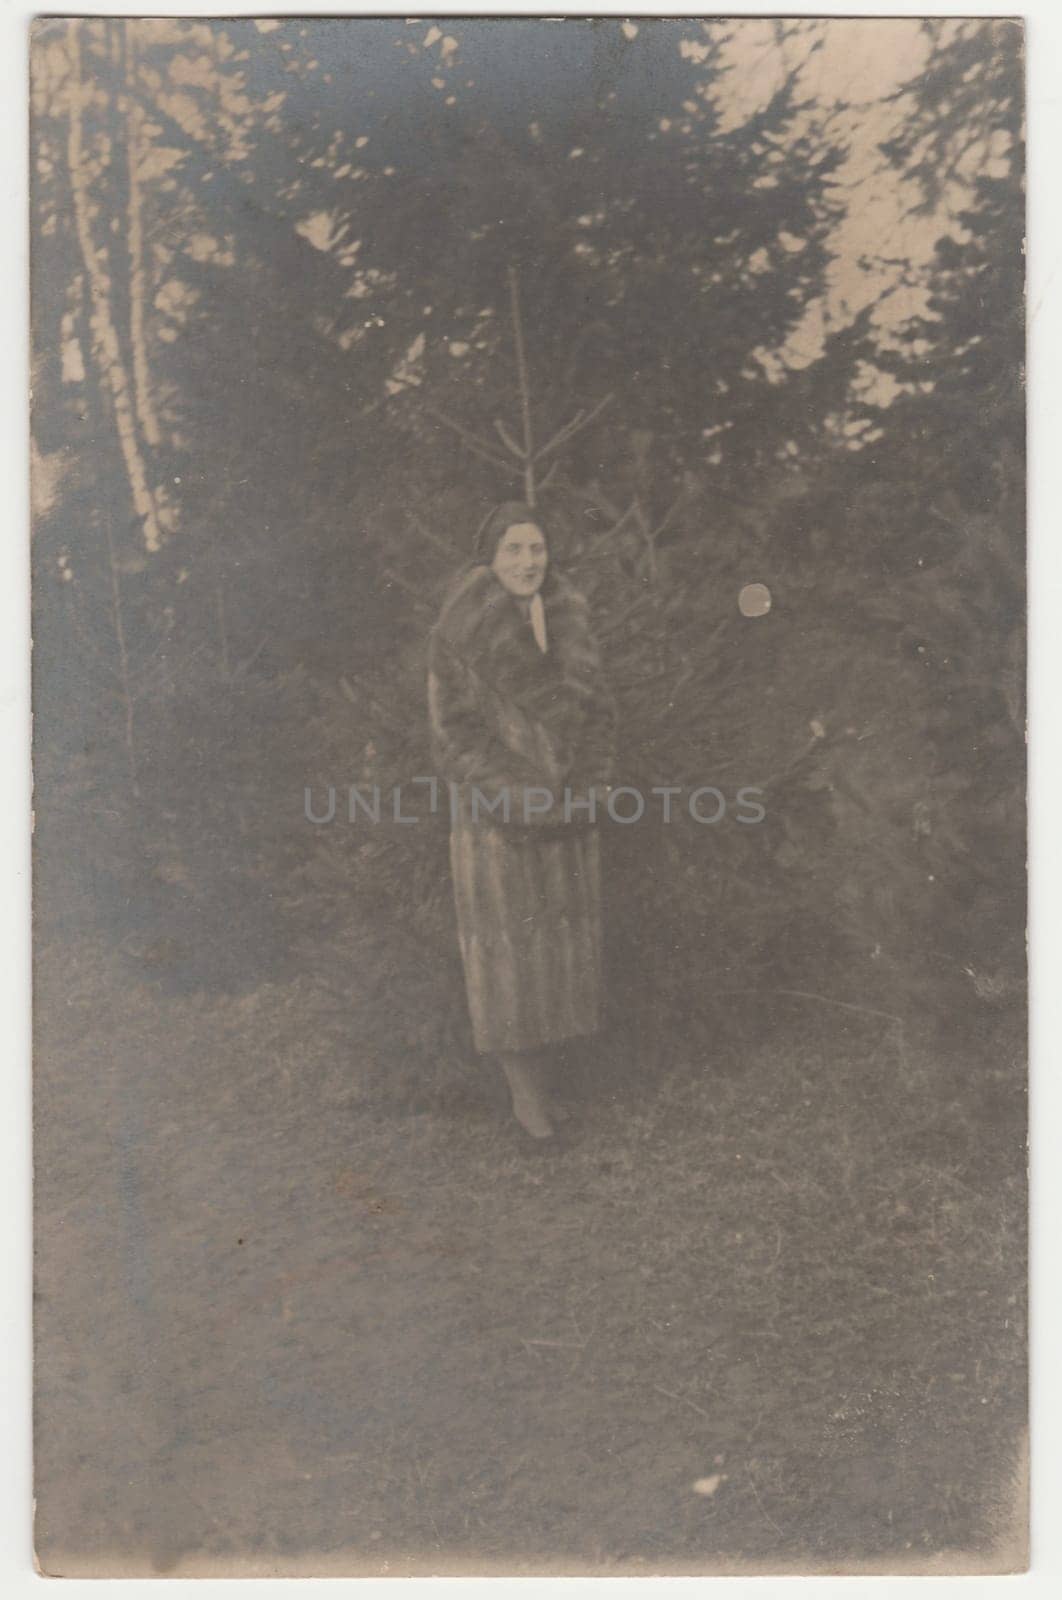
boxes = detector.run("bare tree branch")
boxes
[382,566,432,609]
[425,406,517,474]
[492,418,526,460]
[650,491,689,544]
[535,392,614,462]
[409,511,464,560]
[507,266,536,503]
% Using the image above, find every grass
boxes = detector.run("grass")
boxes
[33,917,1026,1576]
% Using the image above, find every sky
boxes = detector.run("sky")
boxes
[715,18,939,376]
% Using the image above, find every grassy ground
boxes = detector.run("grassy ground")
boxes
[33,918,1026,1576]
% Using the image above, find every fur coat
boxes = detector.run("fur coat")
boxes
[428,565,616,1053]
[428,564,616,824]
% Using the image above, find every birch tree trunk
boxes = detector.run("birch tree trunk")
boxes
[65,18,151,794]
[65,18,163,555]
[124,21,161,451]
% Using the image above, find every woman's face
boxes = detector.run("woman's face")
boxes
[491,522,548,598]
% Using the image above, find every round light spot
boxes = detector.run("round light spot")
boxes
[738,583,772,618]
[692,1474,724,1497]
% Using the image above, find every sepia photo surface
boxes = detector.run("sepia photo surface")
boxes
[30,15,1026,1577]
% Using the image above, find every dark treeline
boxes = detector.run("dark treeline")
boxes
[31,17,1024,1061]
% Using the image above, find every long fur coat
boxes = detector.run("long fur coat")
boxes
[428,564,616,821]
[428,565,616,1053]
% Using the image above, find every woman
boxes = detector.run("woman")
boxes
[428,502,616,1140]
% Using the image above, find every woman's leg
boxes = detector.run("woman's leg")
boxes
[497,1050,554,1139]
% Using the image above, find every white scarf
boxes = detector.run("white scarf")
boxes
[529,591,548,654]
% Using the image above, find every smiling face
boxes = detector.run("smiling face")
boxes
[490,521,548,598]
